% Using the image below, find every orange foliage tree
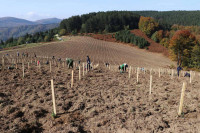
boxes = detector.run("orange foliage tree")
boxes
[139,16,159,37]
[151,30,164,43]
[169,30,197,66]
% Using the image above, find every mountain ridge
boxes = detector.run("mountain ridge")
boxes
[0,17,61,28]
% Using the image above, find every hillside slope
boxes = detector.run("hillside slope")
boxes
[0,36,174,68]
[90,29,169,56]
[0,17,35,27]
[130,29,169,56]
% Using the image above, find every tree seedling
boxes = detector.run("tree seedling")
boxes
[51,111,57,119]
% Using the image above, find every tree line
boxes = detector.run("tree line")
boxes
[0,28,59,48]
[60,11,140,33]
[133,11,200,27]
[115,30,150,49]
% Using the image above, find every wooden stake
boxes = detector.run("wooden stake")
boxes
[150,68,152,75]
[129,66,131,79]
[2,57,4,70]
[159,68,161,78]
[149,75,152,95]
[16,62,18,69]
[171,69,174,79]
[190,71,192,83]
[49,61,51,72]
[79,66,81,80]
[83,63,85,76]
[22,63,25,78]
[39,62,41,69]
[178,82,186,116]
[51,79,57,115]
[137,68,139,83]
[71,70,74,88]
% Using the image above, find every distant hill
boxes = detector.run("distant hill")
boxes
[35,18,62,24]
[0,17,35,27]
[0,23,59,41]
[0,17,61,27]
[0,17,61,40]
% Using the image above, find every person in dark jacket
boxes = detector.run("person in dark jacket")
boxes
[87,56,91,71]
[177,66,182,77]
[184,72,190,77]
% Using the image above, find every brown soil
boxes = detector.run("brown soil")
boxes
[0,57,200,132]
[0,36,173,68]
[1,36,198,132]
[90,34,116,42]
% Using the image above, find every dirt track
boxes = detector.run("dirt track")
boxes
[0,36,174,68]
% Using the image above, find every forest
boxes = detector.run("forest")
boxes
[60,11,140,33]
[133,11,200,26]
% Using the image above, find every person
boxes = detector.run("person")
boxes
[119,63,128,72]
[78,59,81,65]
[52,56,55,60]
[66,58,73,68]
[105,63,109,67]
[87,56,91,71]
[34,53,37,58]
[177,65,182,77]
[184,72,190,77]
[46,60,49,65]
[17,52,19,57]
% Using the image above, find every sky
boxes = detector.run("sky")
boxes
[0,0,200,21]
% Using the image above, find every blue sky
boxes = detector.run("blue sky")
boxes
[0,0,199,21]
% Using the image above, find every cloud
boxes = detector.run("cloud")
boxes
[24,11,52,21]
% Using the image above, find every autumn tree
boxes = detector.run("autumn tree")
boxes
[59,29,66,36]
[160,38,170,48]
[169,30,197,66]
[191,43,200,68]
[139,16,159,37]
